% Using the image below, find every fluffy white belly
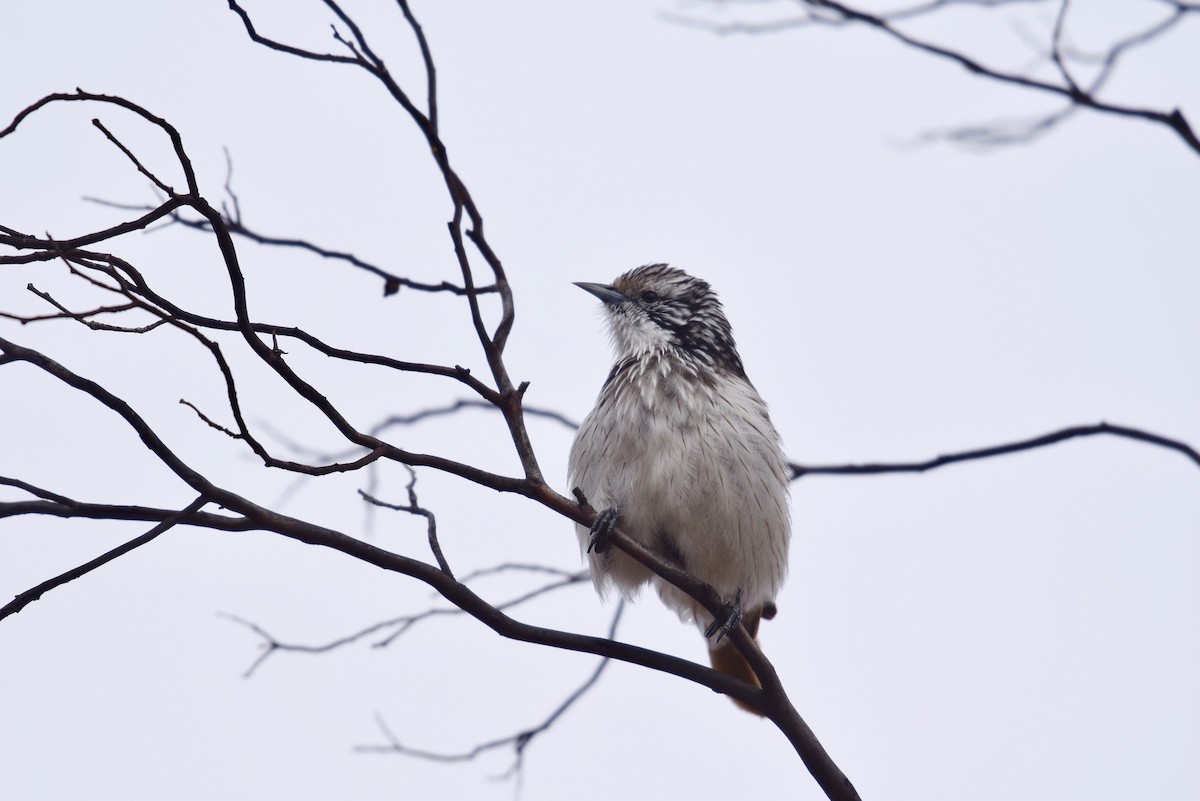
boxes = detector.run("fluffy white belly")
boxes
[568,360,791,629]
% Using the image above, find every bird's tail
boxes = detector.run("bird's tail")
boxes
[707,607,764,716]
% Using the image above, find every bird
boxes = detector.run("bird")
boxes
[568,263,791,715]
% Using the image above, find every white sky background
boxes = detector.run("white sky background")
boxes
[1,1,1198,800]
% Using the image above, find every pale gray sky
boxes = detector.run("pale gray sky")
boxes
[2,2,1198,800]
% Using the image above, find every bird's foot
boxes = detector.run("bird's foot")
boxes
[704,587,744,642]
[588,507,620,554]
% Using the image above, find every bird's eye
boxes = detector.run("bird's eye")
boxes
[640,290,660,304]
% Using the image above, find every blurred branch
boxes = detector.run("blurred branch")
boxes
[228,0,540,484]
[1,291,156,332]
[566,487,859,801]
[303,397,1200,485]
[90,118,178,196]
[356,602,626,790]
[224,0,358,64]
[674,0,1200,155]
[221,564,590,677]
[0,89,201,193]
[259,400,579,465]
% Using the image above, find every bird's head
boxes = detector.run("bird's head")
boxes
[575,264,745,376]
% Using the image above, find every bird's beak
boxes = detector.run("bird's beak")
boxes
[574,282,627,305]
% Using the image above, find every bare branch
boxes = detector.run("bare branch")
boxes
[374,399,579,433]
[676,0,1200,156]
[222,567,591,678]
[0,499,253,531]
[0,297,140,328]
[0,90,200,193]
[224,1,541,485]
[22,282,165,333]
[397,0,439,133]
[68,245,500,399]
[371,570,590,649]
[357,602,626,788]
[4,208,857,793]
[0,477,253,532]
[225,0,359,65]
[90,118,176,196]
[1048,0,1080,96]
[12,6,1189,799]
[816,0,1200,154]
[0,496,209,622]
[455,563,583,583]
[359,465,453,576]
[0,197,193,261]
[0,328,771,715]
[790,422,1200,479]
[179,399,242,439]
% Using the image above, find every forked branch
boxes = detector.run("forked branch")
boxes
[675,0,1200,155]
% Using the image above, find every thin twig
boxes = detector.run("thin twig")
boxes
[24,283,165,333]
[179,399,242,439]
[359,465,453,576]
[220,569,590,676]
[356,601,625,792]
[91,118,176,196]
[806,0,1200,155]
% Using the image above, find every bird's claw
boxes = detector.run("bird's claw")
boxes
[588,508,619,554]
[705,587,744,642]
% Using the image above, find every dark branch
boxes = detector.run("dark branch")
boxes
[0,90,200,193]
[179,399,242,439]
[90,118,176,196]
[359,465,453,576]
[374,399,579,433]
[807,0,1200,155]
[225,0,359,64]
[0,496,209,622]
[66,245,501,400]
[790,422,1200,479]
